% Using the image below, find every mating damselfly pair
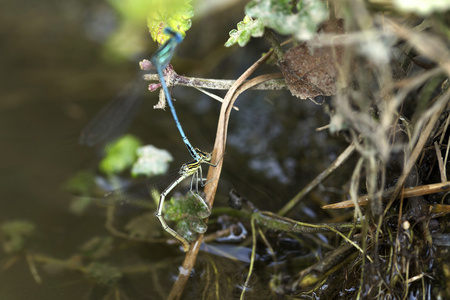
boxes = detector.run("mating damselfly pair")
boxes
[79,28,219,251]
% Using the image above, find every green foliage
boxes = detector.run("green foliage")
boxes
[124,213,158,239]
[163,193,209,242]
[175,216,207,242]
[63,171,96,196]
[69,197,94,215]
[188,217,208,233]
[80,236,114,260]
[103,0,193,60]
[1,220,35,253]
[63,171,98,215]
[225,15,265,47]
[86,262,122,286]
[100,135,142,176]
[226,0,328,47]
[176,218,197,242]
[164,196,188,221]
[104,0,153,60]
[164,194,210,221]
[108,0,151,23]
[147,0,194,44]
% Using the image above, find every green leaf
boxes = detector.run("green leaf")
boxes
[100,135,142,175]
[188,218,207,234]
[86,262,122,286]
[245,0,328,41]
[125,213,158,239]
[1,220,35,253]
[147,0,194,44]
[105,0,155,61]
[225,15,265,47]
[176,219,198,242]
[80,236,114,260]
[63,171,96,196]
[63,171,98,215]
[69,197,94,215]
[164,193,210,221]
[108,0,151,22]
[163,193,209,241]
[103,0,193,60]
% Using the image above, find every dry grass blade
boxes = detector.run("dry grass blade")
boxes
[385,18,450,77]
[167,50,275,300]
[164,13,450,299]
[435,141,447,182]
[385,85,450,213]
[323,181,450,209]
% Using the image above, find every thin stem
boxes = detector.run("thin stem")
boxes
[240,216,257,299]
[142,73,286,91]
[264,29,285,61]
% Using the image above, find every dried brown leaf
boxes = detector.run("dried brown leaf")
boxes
[279,19,345,99]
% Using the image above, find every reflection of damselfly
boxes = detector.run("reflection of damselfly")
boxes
[79,28,202,162]
[105,148,219,251]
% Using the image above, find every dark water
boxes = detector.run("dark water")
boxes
[0,1,346,299]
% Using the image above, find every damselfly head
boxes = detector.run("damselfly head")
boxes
[194,148,212,162]
[179,160,200,176]
[179,163,189,175]
[163,27,182,43]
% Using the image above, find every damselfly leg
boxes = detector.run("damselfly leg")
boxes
[156,148,223,251]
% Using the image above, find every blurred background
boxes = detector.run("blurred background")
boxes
[0,0,345,298]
